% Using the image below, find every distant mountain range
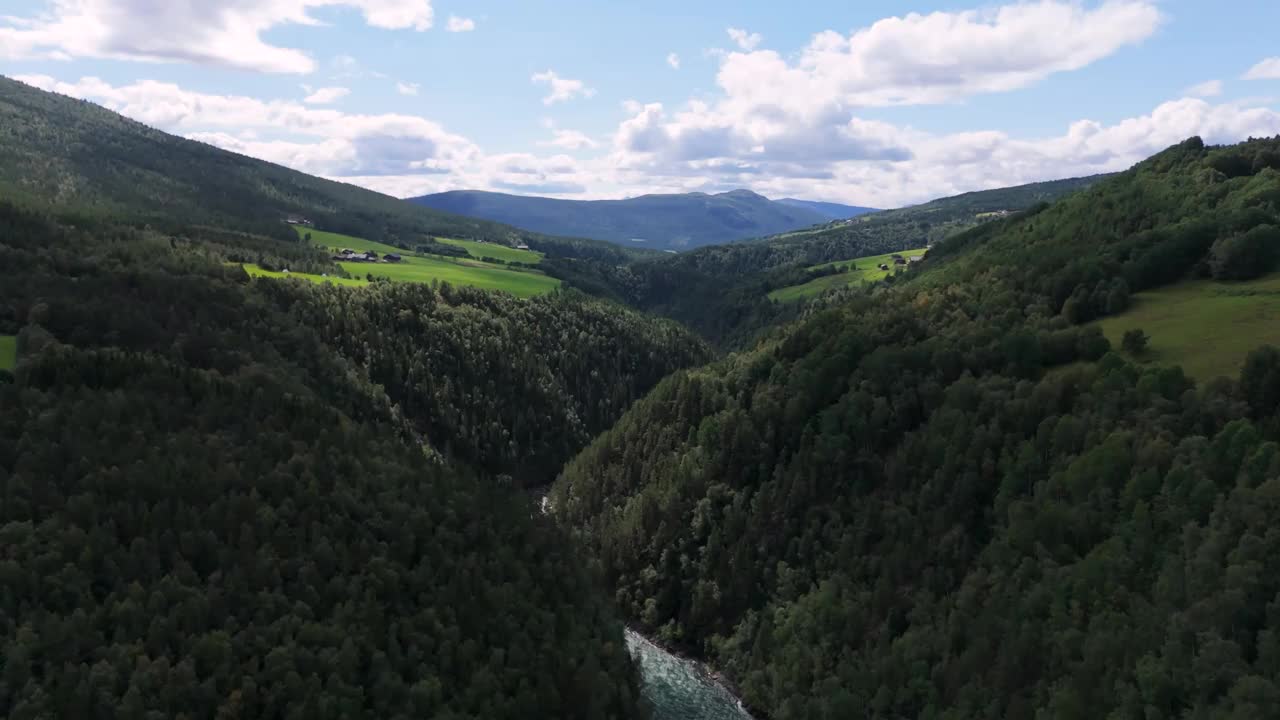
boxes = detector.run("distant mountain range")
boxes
[408,189,879,250]
[775,198,879,220]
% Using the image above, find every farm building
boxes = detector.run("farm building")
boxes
[385,254,402,263]
[333,249,379,262]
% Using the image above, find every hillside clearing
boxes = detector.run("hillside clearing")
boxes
[0,335,15,371]
[437,238,543,264]
[288,226,560,297]
[244,264,368,287]
[338,257,559,297]
[769,249,927,302]
[1095,271,1280,380]
[293,226,405,255]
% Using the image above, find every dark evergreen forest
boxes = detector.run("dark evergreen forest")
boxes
[0,200,708,719]
[553,137,1280,720]
[10,68,1280,720]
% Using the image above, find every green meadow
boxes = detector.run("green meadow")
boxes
[244,264,368,287]
[769,248,927,302]
[293,227,403,255]
[339,257,559,297]
[437,238,543,264]
[282,227,560,297]
[0,334,16,371]
[1096,271,1280,381]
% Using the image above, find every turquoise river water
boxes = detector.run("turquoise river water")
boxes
[626,629,754,720]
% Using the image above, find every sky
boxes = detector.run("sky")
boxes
[2,0,1280,208]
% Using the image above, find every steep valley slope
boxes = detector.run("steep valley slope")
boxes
[552,137,1280,720]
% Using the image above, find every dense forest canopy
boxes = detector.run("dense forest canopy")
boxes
[0,185,715,717]
[11,64,1280,720]
[552,136,1280,720]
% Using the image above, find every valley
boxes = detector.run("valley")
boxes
[4,32,1280,720]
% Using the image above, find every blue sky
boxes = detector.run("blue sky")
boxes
[3,0,1279,206]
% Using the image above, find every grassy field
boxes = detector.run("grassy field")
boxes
[286,226,560,297]
[769,249,927,302]
[1095,272,1280,381]
[0,334,15,371]
[437,238,543,264]
[293,227,403,255]
[340,257,559,297]
[244,264,368,287]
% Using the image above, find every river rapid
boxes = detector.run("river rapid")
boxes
[538,491,752,718]
[625,629,755,720]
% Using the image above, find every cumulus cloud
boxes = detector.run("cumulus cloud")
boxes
[715,1,1162,111]
[303,86,349,104]
[604,0,1175,202]
[1183,80,1223,98]
[0,0,435,73]
[396,81,420,95]
[14,55,1280,209]
[726,28,762,51]
[446,15,475,32]
[1245,58,1280,81]
[531,70,595,105]
[540,129,599,150]
[608,97,1280,208]
[667,52,680,70]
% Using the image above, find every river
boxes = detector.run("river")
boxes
[538,492,752,718]
[626,629,755,720]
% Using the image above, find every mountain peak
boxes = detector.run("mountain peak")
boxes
[717,189,768,200]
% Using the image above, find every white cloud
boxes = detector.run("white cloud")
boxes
[603,0,1172,200]
[605,96,1280,208]
[726,28,762,51]
[531,70,596,105]
[716,1,1161,111]
[303,86,349,104]
[14,65,1280,209]
[1245,58,1280,81]
[0,0,435,73]
[667,52,680,70]
[396,81,420,96]
[1183,80,1223,98]
[540,129,599,150]
[446,15,475,32]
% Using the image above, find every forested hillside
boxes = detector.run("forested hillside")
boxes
[0,75,642,263]
[552,137,1280,719]
[0,192,713,717]
[272,282,708,484]
[409,189,833,250]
